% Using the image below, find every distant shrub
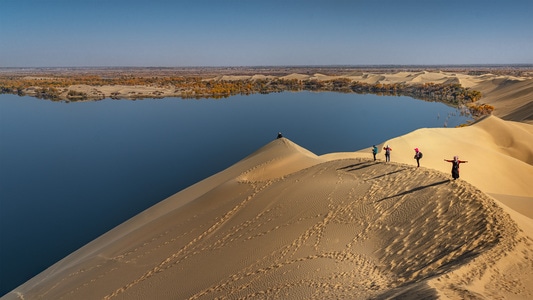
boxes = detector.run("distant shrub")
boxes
[468,103,494,116]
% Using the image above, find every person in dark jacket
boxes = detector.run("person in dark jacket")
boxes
[372,145,378,161]
[444,156,468,180]
[414,148,422,167]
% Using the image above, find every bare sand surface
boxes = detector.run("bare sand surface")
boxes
[3,72,533,299]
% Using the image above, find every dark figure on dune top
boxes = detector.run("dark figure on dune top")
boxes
[444,156,468,180]
[277,132,283,139]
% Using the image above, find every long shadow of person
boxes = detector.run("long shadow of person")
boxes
[376,180,450,203]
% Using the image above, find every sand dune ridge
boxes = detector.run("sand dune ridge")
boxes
[4,136,532,299]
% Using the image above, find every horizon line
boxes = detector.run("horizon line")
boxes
[2,63,533,70]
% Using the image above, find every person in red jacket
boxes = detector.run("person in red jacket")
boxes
[444,156,468,180]
[383,145,392,162]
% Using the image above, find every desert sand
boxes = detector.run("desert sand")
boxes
[3,71,533,299]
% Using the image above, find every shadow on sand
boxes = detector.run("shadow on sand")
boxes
[377,180,450,202]
[338,161,381,172]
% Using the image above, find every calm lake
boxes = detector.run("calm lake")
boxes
[0,91,470,295]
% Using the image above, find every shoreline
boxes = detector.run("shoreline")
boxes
[2,68,531,123]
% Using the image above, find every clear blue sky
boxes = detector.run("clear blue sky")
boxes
[1,0,532,67]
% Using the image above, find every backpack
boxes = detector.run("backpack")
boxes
[418,152,423,159]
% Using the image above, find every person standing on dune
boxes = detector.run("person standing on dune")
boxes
[383,145,392,162]
[414,148,423,167]
[444,156,468,180]
[372,145,378,161]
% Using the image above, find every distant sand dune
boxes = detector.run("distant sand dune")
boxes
[472,77,533,123]
[281,73,310,80]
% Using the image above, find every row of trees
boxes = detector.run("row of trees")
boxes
[0,74,491,116]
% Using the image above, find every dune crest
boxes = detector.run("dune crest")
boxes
[236,138,324,182]
[379,116,533,205]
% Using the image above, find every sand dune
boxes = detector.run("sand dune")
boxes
[4,123,533,299]
[281,73,311,81]
[472,77,533,123]
[312,71,532,124]
[378,116,533,198]
[3,71,533,299]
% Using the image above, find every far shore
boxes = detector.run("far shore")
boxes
[1,66,532,124]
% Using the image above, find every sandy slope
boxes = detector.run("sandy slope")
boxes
[377,116,533,201]
[4,128,533,299]
[346,71,533,123]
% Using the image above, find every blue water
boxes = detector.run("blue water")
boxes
[0,92,470,295]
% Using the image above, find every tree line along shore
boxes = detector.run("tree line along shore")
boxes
[0,73,493,119]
